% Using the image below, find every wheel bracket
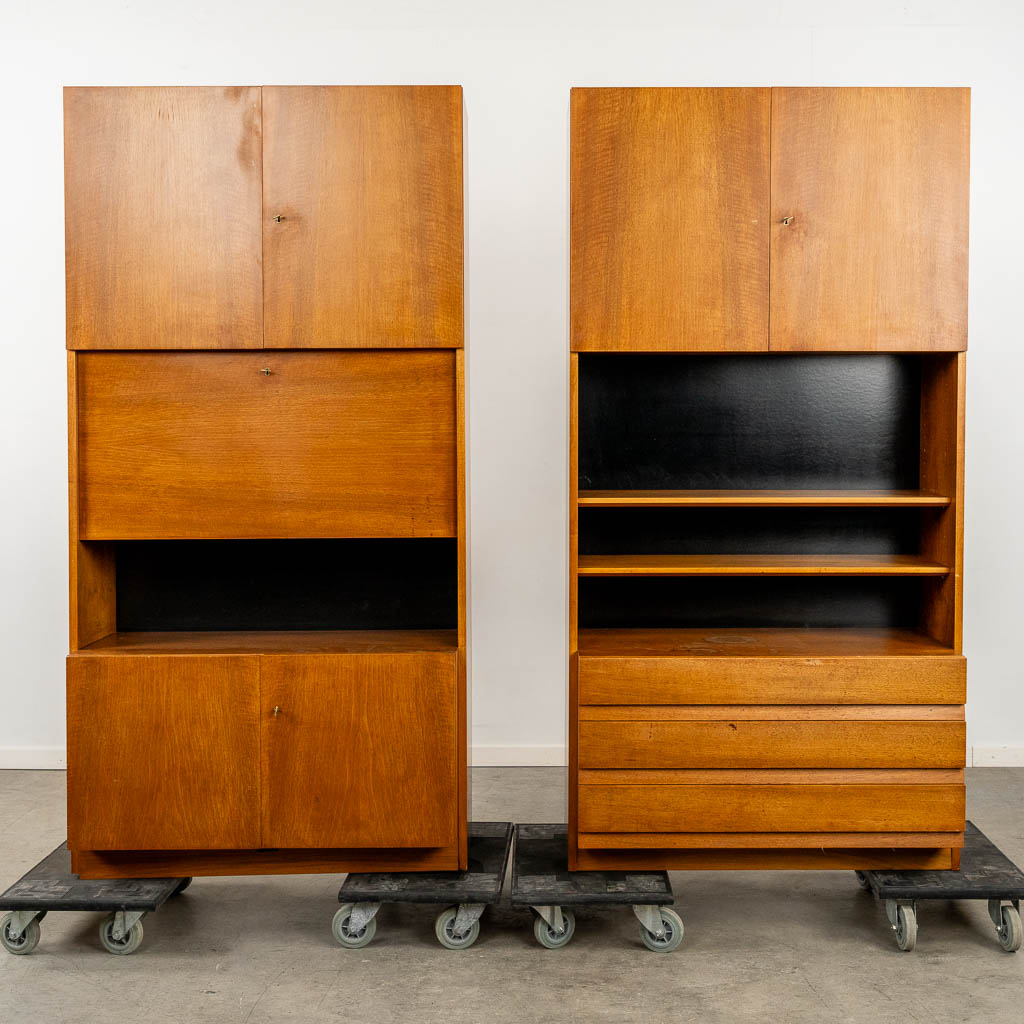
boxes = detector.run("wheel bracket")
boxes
[111,909,146,941]
[531,905,566,934]
[633,903,666,938]
[988,898,1020,928]
[451,903,485,939]
[4,910,42,942]
[346,903,380,933]
[885,898,915,929]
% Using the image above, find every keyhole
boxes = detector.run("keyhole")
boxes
[273,705,281,717]
[260,367,271,376]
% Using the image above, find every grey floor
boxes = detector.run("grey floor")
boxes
[0,769,1022,1023]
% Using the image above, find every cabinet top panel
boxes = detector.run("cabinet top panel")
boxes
[65,87,264,351]
[571,87,770,353]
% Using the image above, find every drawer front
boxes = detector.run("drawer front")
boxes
[76,351,456,539]
[67,655,260,850]
[577,655,966,705]
[260,653,458,849]
[578,784,965,834]
[580,720,965,770]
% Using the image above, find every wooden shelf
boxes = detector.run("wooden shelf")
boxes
[578,489,951,508]
[75,630,459,656]
[576,554,950,577]
[577,627,958,659]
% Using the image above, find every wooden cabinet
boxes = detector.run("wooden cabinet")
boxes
[570,88,969,872]
[570,86,969,354]
[67,655,261,850]
[64,88,264,351]
[263,86,463,349]
[770,88,969,352]
[261,653,457,848]
[65,86,467,879]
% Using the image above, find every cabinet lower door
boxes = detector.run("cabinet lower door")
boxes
[261,653,458,849]
[67,655,261,850]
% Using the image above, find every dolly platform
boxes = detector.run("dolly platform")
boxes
[509,823,682,951]
[333,821,513,949]
[0,842,189,955]
[856,821,1024,952]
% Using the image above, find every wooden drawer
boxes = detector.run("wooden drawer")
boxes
[261,652,457,849]
[578,784,965,834]
[577,654,966,705]
[579,719,965,770]
[67,655,261,850]
[75,350,456,539]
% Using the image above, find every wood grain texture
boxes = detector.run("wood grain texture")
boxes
[920,353,966,649]
[579,721,965,770]
[76,350,456,539]
[577,489,950,507]
[71,844,461,880]
[64,87,263,350]
[456,350,469,867]
[263,86,463,348]
[260,653,457,848]
[78,630,458,655]
[578,830,964,849]
[578,784,965,833]
[580,705,964,722]
[577,554,949,576]
[568,354,580,867]
[770,87,970,352]
[575,846,958,871]
[67,655,260,850]
[571,88,769,352]
[578,769,963,785]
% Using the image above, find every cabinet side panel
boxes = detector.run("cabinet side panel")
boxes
[64,87,263,350]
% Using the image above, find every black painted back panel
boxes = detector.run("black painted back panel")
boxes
[116,539,457,631]
[578,354,921,490]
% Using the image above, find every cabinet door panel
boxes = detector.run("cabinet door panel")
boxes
[64,87,263,350]
[571,88,770,352]
[67,655,260,850]
[261,653,458,848]
[770,87,969,351]
[263,86,463,348]
[76,350,456,539]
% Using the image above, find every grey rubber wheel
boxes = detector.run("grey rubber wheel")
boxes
[855,871,872,891]
[894,904,917,952]
[996,905,1022,952]
[434,907,481,950]
[639,908,684,952]
[332,904,376,949]
[1,913,41,955]
[171,877,193,897]
[99,915,144,955]
[533,909,576,949]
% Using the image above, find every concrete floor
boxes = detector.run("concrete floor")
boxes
[0,769,1022,1024]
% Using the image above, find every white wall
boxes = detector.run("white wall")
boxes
[2,1,1022,770]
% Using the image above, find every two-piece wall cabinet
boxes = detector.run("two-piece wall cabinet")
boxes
[569,87,968,870]
[65,86,467,877]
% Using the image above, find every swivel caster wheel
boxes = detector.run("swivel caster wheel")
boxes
[638,907,684,952]
[854,871,872,892]
[992,902,1022,952]
[533,908,575,949]
[332,903,377,948]
[99,913,144,955]
[1,912,42,955]
[435,907,481,950]
[890,903,917,952]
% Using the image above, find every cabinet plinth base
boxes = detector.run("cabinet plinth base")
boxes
[71,845,462,879]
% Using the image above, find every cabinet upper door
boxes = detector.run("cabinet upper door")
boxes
[770,88,970,352]
[263,86,464,348]
[260,653,458,848]
[64,87,264,350]
[571,88,770,352]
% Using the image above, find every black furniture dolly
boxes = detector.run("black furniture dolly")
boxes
[0,842,189,955]
[856,821,1024,952]
[333,821,513,950]
[509,823,682,951]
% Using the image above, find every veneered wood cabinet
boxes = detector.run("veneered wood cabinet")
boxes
[65,85,463,352]
[571,87,969,353]
[570,88,969,872]
[65,86,467,879]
